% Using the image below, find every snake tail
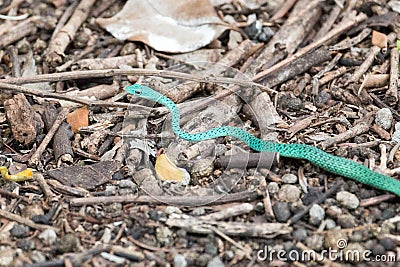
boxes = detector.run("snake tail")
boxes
[126,84,400,197]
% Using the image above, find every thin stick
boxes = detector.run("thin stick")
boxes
[0,188,31,203]
[70,190,262,206]
[29,108,70,166]
[0,82,150,109]
[0,208,58,232]
[0,68,271,91]
[34,173,58,203]
[385,44,399,105]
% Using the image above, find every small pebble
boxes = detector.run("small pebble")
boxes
[165,206,182,215]
[359,189,376,199]
[284,97,303,110]
[381,221,396,234]
[290,200,305,213]
[337,214,356,228]
[223,250,234,260]
[372,244,386,256]
[118,188,136,196]
[309,204,325,225]
[197,254,212,266]
[207,256,225,267]
[0,247,14,266]
[277,185,301,202]
[191,159,214,179]
[272,202,291,222]
[314,91,332,107]
[112,170,125,180]
[364,240,376,251]
[120,42,137,56]
[33,39,47,52]
[38,229,57,245]
[391,122,400,142]
[326,205,342,217]
[31,251,46,263]
[119,179,136,189]
[259,26,274,42]
[382,207,395,220]
[324,198,337,206]
[73,31,89,48]
[192,207,206,216]
[305,234,324,251]
[205,243,218,256]
[336,191,360,209]
[303,189,323,205]
[366,207,381,223]
[267,182,279,194]
[11,224,30,238]
[244,20,262,39]
[16,38,31,54]
[17,239,35,251]
[343,243,365,262]
[375,108,392,130]
[148,209,160,221]
[156,226,173,246]
[293,228,307,241]
[105,185,117,195]
[349,231,363,242]
[176,229,187,238]
[379,237,395,250]
[173,253,188,267]
[325,219,337,230]
[133,168,163,195]
[324,229,348,250]
[282,173,298,184]
[104,203,123,217]
[57,234,80,253]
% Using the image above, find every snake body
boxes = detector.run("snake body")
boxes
[126,84,400,196]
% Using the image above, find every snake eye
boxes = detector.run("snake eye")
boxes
[134,89,142,95]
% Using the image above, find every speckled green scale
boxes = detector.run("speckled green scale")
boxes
[126,84,400,196]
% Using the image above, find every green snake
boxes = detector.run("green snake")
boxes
[126,84,400,196]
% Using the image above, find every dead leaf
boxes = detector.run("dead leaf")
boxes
[371,30,387,48]
[67,107,89,133]
[155,154,190,184]
[47,160,120,190]
[96,0,227,53]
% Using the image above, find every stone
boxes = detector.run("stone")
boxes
[375,108,392,130]
[282,173,298,184]
[336,191,359,209]
[277,185,301,202]
[309,204,325,225]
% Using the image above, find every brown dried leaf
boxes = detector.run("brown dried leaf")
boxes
[47,161,120,190]
[67,107,89,133]
[372,30,387,48]
[155,154,190,183]
[96,0,227,53]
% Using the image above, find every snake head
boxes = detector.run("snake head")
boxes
[126,84,144,96]
[125,84,163,101]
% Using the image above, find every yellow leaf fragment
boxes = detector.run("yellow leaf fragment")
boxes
[0,166,33,182]
[155,154,189,182]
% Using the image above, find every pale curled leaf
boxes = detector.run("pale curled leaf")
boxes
[96,0,227,53]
